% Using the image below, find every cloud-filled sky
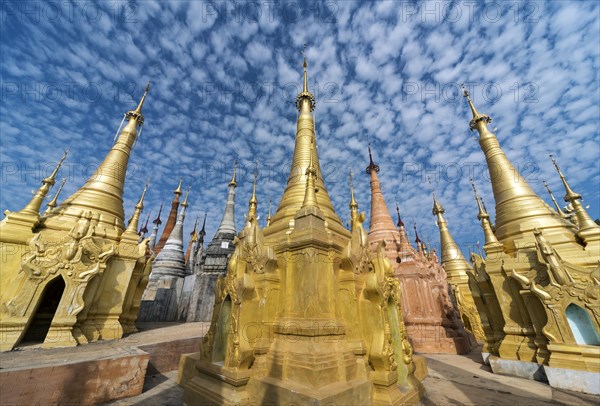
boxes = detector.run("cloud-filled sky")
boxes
[1,1,599,256]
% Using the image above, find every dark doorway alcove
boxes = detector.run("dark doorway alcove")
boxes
[21,276,65,344]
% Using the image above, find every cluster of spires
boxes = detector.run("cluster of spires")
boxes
[13,51,597,269]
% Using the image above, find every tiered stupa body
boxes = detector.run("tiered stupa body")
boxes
[366,147,474,354]
[138,189,189,322]
[0,85,153,350]
[462,88,600,394]
[186,167,237,322]
[179,52,427,405]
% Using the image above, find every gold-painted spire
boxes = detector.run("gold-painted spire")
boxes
[229,160,238,187]
[461,84,492,131]
[470,179,501,247]
[550,154,599,234]
[134,81,151,114]
[182,186,190,207]
[266,198,272,227]
[461,84,575,246]
[303,44,308,91]
[550,154,580,201]
[432,192,444,215]
[266,45,345,238]
[543,180,569,219]
[44,178,67,215]
[248,168,258,220]
[125,179,148,235]
[302,145,319,208]
[174,177,183,195]
[296,43,315,112]
[54,84,150,230]
[349,169,359,229]
[136,179,149,210]
[349,169,359,209]
[191,215,199,242]
[432,192,477,281]
[21,149,68,215]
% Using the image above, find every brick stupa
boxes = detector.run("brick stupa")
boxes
[366,145,475,354]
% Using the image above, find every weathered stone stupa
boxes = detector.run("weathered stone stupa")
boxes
[186,165,238,322]
[366,146,475,354]
[138,188,189,322]
[0,84,153,350]
[461,87,600,394]
[179,50,427,405]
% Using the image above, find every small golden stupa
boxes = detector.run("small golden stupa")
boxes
[0,85,153,350]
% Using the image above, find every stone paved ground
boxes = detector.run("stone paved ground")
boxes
[106,345,600,406]
[5,323,596,405]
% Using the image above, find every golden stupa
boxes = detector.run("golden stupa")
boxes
[432,193,486,344]
[179,50,427,405]
[0,85,153,350]
[460,86,600,394]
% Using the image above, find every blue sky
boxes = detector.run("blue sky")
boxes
[1,1,599,255]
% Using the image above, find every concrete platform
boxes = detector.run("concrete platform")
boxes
[0,322,209,406]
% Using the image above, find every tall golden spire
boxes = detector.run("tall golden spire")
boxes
[543,181,569,219]
[21,149,68,215]
[44,178,66,215]
[550,154,599,238]
[182,186,190,208]
[185,215,199,266]
[461,84,574,246]
[175,177,183,195]
[349,169,359,227]
[248,168,258,220]
[432,192,444,215]
[266,199,272,227]
[191,216,199,242]
[266,44,346,237]
[470,179,501,247]
[55,83,150,231]
[301,145,319,208]
[124,179,148,235]
[431,192,467,267]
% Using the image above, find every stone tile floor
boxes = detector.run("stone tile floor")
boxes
[106,345,599,405]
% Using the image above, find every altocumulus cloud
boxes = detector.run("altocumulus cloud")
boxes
[1,0,598,255]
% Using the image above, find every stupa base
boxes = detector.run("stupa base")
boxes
[489,355,547,381]
[180,354,428,406]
